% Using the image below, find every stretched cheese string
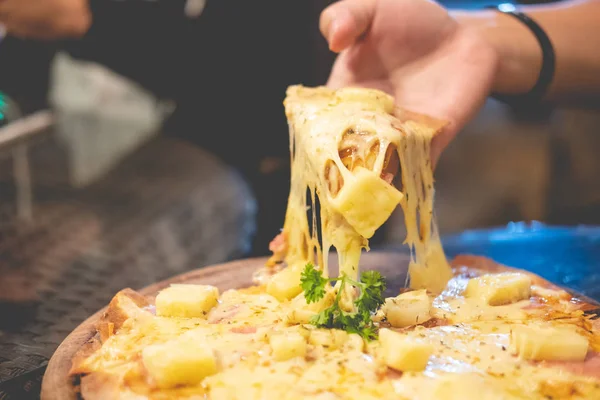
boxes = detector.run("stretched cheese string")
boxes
[394,122,452,292]
[278,86,452,293]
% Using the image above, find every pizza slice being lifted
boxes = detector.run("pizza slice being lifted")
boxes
[261,85,452,295]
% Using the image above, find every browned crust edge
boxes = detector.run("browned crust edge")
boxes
[393,107,449,138]
[452,254,600,313]
[69,288,150,376]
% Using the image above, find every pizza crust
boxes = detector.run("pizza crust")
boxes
[452,255,599,313]
[80,372,124,400]
[69,289,152,376]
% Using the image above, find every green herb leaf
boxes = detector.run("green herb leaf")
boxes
[310,304,336,326]
[302,268,387,341]
[300,263,328,303]
[355,270,386,313]
[342,315,373,338]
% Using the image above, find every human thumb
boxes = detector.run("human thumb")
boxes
[320,0,377,53]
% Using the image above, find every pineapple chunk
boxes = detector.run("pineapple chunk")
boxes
[142,336,218,389]
[345,333,365,352]
[286,291,334,324]
[287,325,312,340]
[378,328,433,372]
[330,166,403,238]
[266,264,303,302]
[286,308,316,325]
[269,332,307,361]
[384,289,432,328]
[257,325,311,343]
[309,329,349,350]
[155,284,219,318]
[510,322,589,362]
[464,272,532,306]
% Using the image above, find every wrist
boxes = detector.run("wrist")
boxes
[451,9,543,97]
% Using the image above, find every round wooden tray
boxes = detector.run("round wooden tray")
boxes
[40,251,411,400]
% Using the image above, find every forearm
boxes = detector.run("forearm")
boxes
[452,0,600,102]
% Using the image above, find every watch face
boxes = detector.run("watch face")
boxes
[185,0,207,18]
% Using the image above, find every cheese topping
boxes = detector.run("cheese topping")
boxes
[273,85,451,292]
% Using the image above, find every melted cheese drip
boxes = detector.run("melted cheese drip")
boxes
[281,86,451,291]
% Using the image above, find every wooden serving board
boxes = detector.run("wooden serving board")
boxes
[40,251,411,400]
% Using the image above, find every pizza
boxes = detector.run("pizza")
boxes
[66,86,600,399]
[261,86,451,293]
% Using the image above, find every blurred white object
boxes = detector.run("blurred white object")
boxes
[185,0,206,18]
[49,52,174,187]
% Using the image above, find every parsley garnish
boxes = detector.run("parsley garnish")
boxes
[300,264,328,303]
[299,263,386,340]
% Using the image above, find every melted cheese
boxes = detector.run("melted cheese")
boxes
[277,86,451,291]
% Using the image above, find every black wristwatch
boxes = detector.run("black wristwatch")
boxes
[487,3,556,106]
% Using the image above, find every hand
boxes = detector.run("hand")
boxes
[321,0,499,166]
[0,0,91,40]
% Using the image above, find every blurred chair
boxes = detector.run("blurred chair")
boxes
[0,94,50,224]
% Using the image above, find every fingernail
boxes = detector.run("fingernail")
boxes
[324,10,336,38]
[328,20,341,52]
